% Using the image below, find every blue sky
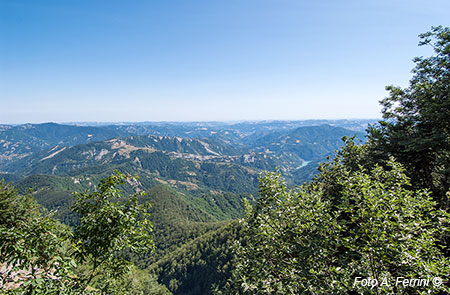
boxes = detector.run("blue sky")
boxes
[1,0,449,123]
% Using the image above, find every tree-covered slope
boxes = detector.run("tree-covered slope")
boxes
[150,221,242,295]
[11,173,241,267]
[135,185,227,266]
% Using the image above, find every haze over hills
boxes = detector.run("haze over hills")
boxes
[0,120,369,174]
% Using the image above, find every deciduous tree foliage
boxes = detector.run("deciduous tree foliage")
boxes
[368,26,450,209]
[0,172,167,294]
[71,171,154,293]
[0,180,77,293]
[226,147,450,294]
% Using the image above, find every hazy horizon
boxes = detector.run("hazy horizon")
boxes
[0,118,381,126]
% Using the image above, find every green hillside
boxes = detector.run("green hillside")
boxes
[150,221,241,295]
[11,173,241,267]
[136,185,225,266]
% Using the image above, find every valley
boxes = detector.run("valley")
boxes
[0,120,368,294]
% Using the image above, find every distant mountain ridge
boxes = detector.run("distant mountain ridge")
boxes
[0,120,374,165]
[0,122,367,191]
[0,122,124,163]
[248,124,365,160]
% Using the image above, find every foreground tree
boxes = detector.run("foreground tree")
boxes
[226,149,450,294]
[368,26,450,208]
[0,172,165,294]
[0,180,77,293]
[71,171,155,294]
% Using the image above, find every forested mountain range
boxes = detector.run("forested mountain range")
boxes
[0,120,367,294]
[0,120,371,161]
[0,120,366,180]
